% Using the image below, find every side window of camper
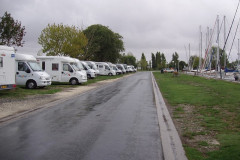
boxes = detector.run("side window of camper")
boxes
[99,65,103,69]
[0,57,3,67]
[42,61,45,70]
[18,62,28,71]
[105,65,110,70]
[52,63,59,71]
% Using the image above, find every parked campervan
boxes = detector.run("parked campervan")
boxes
[85,61,99,76]
[0,46,16,90]
[80,61,96,79]
[123,64,129,72]
[36,56,87,85]
[112,64,122,75]
[116,64,126,74]
[127,65,134,72]
[130,65,137,72]
[15,53,51,89]
[95,62,116,76]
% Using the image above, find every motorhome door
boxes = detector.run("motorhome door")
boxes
[16,62,30,85]
[61,63,73,82]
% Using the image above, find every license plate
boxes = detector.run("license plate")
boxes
[1,85,7,89]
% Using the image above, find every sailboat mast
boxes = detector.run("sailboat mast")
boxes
[199,26,202,72]
[224,15,226,68]
[189,43,191,71]
[238,39,240,69]
[216,15,220,73]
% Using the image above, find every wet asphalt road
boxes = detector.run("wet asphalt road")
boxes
[0,72,163,160]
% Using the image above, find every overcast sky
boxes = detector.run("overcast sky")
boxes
[1,0,240,62]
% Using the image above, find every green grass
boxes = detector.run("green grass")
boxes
[0,74,126,99]
[184,146,205,160]
[153,72,240,160]
[0,85,71,98]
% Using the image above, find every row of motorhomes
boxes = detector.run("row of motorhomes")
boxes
[0,46,137,90]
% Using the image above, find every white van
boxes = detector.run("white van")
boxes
[80,61,96,79]
[0,46,16,90]
[95,62,116,76]
[112,64,122,75]
[127,65,134,72]
[116,64,126,74]
[15,53,51,89]
[36,56,87,85]
[85,61,100,76]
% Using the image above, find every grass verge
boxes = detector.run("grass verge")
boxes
[0,74,126,99]
[153,72,240,160]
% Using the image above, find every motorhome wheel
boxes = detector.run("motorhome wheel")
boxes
[87,74,91,79]
[70,78,79,85]
[26,80,37,89]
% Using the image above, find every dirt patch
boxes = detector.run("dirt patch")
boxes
[166,104,220,155]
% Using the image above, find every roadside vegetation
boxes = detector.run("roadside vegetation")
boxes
[153,72,240,160]
[0,74,125,99]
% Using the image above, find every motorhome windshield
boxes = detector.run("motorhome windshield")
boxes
[82,62,90,69]
[113,66,117,70]
[28,61,42,71]
[117,65,122,70]
[71,64,80,71]
[92,63,98,70]
[76,62,84,70]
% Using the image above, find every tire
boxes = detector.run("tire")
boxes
[108,73,113,76]
[87,74,91,79]
[70,78,79,85]
[26,80,37,89]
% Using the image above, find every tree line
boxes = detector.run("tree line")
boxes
[0,11,137,66]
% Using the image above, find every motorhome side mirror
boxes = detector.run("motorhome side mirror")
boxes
[25,68,31,73]
[70,69,73,73]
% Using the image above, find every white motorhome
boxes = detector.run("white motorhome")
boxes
[112,64,122,75]
[116,64,126,74]
[95,62,116,76]
[80,61,96,79]
[15,53,51,89]
[85,61,100,76]
[127,65,134,72]
[0,46,16,90]
[36,56,87,85]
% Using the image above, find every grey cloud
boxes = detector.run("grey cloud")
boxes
[0,0,239,62]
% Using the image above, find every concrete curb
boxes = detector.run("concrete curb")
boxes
[151,72,188,160]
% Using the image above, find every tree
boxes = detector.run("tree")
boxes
[210,46,229,69]
[83,24,124,63]
[188,56,204,70]
[179,61,187,70]
[151,53,156,69]
[169,52,179,69]
[120,54,137,67]
[156,52,161,69]
[0,11,26,47]
[161,53,166,69]
[140,53,148,70]
[38,23,87,57]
